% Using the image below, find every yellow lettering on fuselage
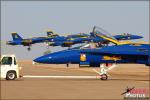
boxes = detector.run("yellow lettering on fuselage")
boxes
[103,56,121,61]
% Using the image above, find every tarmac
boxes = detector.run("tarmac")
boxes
[1,60,149,99]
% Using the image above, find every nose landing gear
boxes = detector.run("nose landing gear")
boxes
[92,63,117,80]
[100,74,108,80]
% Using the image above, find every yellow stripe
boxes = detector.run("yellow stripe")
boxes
[96,34,130,45]
[47,29,53,32]
[96,34,150,45]
[80,37,88,38]
[11,32,17,34]
[64,42,73,44]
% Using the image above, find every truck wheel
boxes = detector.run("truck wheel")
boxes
[100,74,108,80]
[6,71,16,80]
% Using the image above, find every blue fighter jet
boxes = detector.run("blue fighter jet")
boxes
[6,32,53,51]
[7,28,143,51]
[34,26,150,80]
[46,30,91,47]
[45,28,143,47]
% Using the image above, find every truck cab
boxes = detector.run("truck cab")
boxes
[0,54,21,80]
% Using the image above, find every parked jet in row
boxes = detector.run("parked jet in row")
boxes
[6,31,90,51]
[6,32,53,51]
[46,30,143,47]
[7,28,143,51]
[34,26,150,80]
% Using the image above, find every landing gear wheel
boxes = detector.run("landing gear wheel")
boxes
[27,47,31,51]
[100,74,108,80]
[66,63,69,67]
[6,72,16,80]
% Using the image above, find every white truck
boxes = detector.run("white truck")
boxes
[0,54,22,80]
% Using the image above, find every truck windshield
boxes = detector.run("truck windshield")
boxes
[1,57,12,65]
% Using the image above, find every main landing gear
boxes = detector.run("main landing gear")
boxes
[27,47,31,51]
[27,45,32,51]
[66,63,69,67]
[92,63,117,80]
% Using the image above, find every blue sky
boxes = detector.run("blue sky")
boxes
[1,1,149,60]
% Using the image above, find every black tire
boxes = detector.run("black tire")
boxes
[6,71,16,80]
[100,74,108,80]
[27,47,31,51]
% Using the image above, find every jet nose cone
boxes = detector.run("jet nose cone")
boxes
[133,35,143,39]
[34,50,80,64]
[6,41,12,45]
[137,35,143,39]
[34,56,48,63]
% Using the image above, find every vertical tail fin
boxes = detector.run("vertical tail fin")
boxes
[47,30,54,37]
[11,32,23,41]
[47,29,59,37]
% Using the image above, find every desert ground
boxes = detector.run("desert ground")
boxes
[1,60,149,99]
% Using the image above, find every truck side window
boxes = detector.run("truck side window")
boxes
[1,57,12,65]
[14,57,16,65]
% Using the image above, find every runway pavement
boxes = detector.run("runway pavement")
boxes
[0,60,149,99]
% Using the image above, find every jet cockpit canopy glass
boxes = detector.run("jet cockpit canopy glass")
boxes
[93,26,117,40]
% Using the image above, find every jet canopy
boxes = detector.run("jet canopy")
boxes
[93,26,117,40]
[93,26,123,45]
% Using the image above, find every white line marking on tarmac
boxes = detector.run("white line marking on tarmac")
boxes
[23,75,100,79]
